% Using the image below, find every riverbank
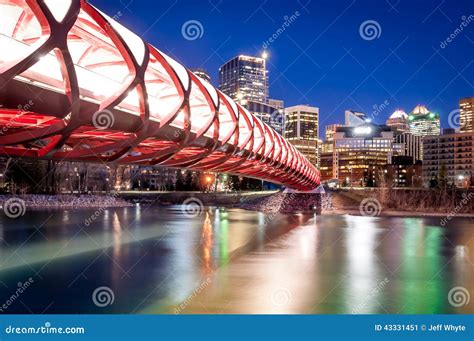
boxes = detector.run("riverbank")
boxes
[0,194,132,209]
[323,188,474,218]
[0,189,472,219]
[118,190,278,207]
[0,192,276,210]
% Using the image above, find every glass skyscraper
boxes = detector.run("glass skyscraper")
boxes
[218,55,268,103]
[460,96,474,133]
[284,105,319,166]
[408,105,441,137]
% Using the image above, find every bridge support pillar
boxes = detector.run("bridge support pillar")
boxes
[239,191,323,214]
[279,193,322,214]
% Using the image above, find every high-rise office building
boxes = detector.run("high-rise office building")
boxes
[408,105,441,137]
[284,105,319,166]
[460,96,474,133]
[320,141,336,181]
[325,124,343,141]
[192,68,211,83]
[334,124,395,187]
[386,109,410,133]
[423,130,474,188]
[345,110,367,127]
[394,132,423,164]
[268,98,284,110]
[218,55,268,103]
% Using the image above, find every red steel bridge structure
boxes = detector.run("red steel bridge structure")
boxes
[0,0,320,190]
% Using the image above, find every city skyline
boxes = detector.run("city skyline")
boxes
[93,0,474,129]
[0,1,473,329]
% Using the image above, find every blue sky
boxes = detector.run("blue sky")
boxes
[92,0,474,129]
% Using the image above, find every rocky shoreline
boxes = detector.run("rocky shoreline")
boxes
[0,194,133,209]
[0,192,472,219]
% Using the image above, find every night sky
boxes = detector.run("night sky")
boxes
[92,0,474,129]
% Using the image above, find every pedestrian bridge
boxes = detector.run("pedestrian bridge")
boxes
[0,0,320,191]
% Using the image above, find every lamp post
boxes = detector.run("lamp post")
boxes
[205,175,213,192]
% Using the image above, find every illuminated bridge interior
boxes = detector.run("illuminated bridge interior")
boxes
[0,0,320,190]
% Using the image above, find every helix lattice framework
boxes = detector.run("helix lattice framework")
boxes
[0,0,320,190]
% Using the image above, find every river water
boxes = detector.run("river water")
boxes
[0,206,472,314]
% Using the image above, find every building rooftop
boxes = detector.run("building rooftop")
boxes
[411,105,430,115]
[389,109,408,120]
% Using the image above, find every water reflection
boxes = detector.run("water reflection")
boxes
[201,212,214,275]
[112,212,123,283]
[179,215,474,314]
[0,208,471,314]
